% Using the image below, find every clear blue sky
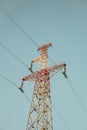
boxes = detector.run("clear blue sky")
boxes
[0,0,87,130]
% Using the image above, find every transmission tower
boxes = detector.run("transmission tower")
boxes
[19,43,67,130]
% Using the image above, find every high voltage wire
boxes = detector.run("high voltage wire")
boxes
[52,70,87,116]
[0,41,56,75]
[0,3,87,126]
[1,71,87,129]
[52,103,70,130]
[0,72,18,89]
[0,72,70,130]
[66,78,87,115]
[0,72,30,104]
[0,5,38,48]
[0,5,55,65]
[1,39,86,127]
[0,41,28,69]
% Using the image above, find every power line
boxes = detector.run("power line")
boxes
[32,86,71,130]
[66,78,87,115]
[0,5,39,48]
[1,3,86,126]
[25,93,71,130]
[0,72,18,89]
[0,4,86,130]
[0,23,86,126]
[24,91,31,103]
[0,72,30,103]
[0,5,55,65]
[0,41,28,69]
[0,72,71,130]
[49,56,57,65]
[52,103,70,130]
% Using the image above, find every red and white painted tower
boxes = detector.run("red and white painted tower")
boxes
[20,43,67,130]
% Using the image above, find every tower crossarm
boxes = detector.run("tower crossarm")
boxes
[22,73,36,81]
[49,63,66,72]
[19,43,67,130]
[22,63,66,82]
[49,64,66,74]
[49,63,66,78]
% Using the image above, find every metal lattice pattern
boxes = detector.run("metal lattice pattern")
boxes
[20,43,67,130]
[26,84,53,130]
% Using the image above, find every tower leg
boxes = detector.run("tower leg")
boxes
[26,85,53,130]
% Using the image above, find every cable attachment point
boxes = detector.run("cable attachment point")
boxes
[62,72,67,78]
[18,81,24,93]
[28,61,34,73]
[62,64,67,78]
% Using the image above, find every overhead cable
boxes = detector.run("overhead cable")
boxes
[0,41,28,69]
[0,72,18,88]
[1,3,86,125]
[0,5,55,65]
[0,72,30,103]
[0,71,71,130]
[0,5,38,47]
[52,103,70,130]
[22,86,70,130]
[66,78,87,115]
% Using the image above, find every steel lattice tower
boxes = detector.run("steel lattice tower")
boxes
[19,43,67,130]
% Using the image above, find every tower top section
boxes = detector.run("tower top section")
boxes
[38,42,52,54]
